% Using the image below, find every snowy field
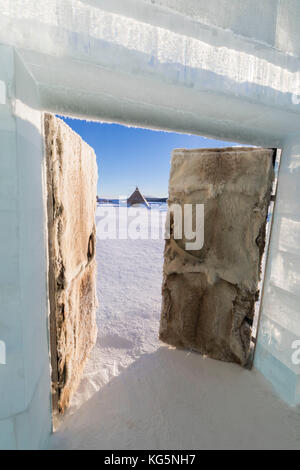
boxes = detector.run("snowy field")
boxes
[50,205,300,450]
[69,203,167,411]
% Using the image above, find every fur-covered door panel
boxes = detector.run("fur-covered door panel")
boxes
[160,147,274,366]
[45,114,98,413]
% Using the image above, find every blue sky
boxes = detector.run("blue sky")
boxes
[60,117,238,197]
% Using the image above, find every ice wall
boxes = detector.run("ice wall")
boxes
[131,0,279,47]
[254,141,300,406]
[1,1,300,146]
[0,46,51,449]
[0,0,300,449]
[85,0,300,57]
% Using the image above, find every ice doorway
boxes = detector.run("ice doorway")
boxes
[49,117,254,415]
[48,117,284,449]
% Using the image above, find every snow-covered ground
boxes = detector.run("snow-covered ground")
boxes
[50,205,300,450]
[68,203,167,411]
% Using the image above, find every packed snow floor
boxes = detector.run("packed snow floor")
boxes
[50,205,300,450]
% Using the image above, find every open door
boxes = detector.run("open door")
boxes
[160,147,275,366]
[45,114,98,414]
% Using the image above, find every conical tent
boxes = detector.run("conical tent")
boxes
[127,187,150,207]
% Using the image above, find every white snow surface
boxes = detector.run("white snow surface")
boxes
[50,205,300,450]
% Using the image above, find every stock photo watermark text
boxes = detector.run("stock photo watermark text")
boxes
[96,199,204,251]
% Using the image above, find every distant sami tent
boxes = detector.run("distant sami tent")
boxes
[127,187,150,207]
[97,189,167,206]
